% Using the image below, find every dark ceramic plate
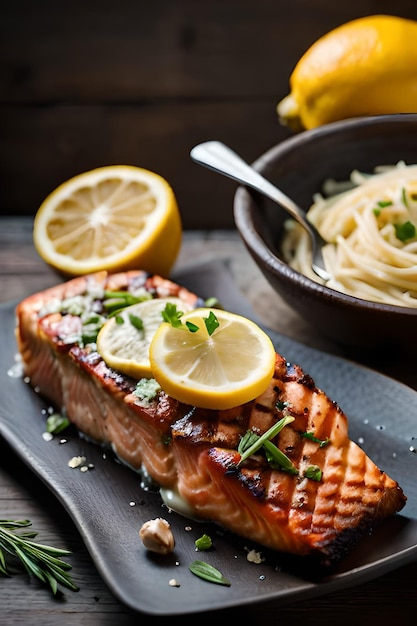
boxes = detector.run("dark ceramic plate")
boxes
[0,261,416,616]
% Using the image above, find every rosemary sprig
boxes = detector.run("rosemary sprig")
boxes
[0,519,78,595]
[238,416,295,465]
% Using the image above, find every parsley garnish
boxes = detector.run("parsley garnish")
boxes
[195,534,212,551]
[303,465,322,481]
[185,320,199,333]
[203,310,219,335]
[394,220,416,242]
[46,413,71,435]
[161,302,184,327]
[275,400,290,411]
[184,310,219,335]
[161,304,220,336]
[80,314,107,346]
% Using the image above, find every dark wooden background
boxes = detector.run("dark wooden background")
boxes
[1,0,417,229]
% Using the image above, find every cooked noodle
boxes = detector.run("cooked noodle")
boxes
[282,162,417,307]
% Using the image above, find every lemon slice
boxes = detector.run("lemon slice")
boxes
[149,308,276,410]
[33,165,182,277]
[97,297,192,379]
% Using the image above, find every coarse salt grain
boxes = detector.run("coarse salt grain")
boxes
[246,549,264,564]
[68,456,86,468]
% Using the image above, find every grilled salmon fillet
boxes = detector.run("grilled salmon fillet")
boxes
[15,270,406,565]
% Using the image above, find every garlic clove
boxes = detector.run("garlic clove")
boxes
[139,517,175,555]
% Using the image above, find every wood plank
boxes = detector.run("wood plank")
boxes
[0,101,292,226]
[3,1,407,102]
[2,2,417,223]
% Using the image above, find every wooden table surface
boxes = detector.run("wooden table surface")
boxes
[1,217,416,625]
[3,2,417,231]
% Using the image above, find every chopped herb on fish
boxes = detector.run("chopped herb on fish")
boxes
[304,465,323,481]
[300,432,330,447]
[238,416,297,474]
[103,290,152,316]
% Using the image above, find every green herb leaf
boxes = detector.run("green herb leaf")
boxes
[394,220,416,242]
[102,290,151,315]
[0,519,78,595]
[195,534,213,551]
[161,302,184,327]
[263,439,298,474]
[275,400,290,411]
[300,431,330,448]
[303,465,323,481]
[189,560,231,586]
[46,413,71,435]
[239,430,260,451]
[204,296,222,308]
[185,321,199,333]
[401,186,409,208]
[128,313,144,331]
[377,200,393,208]
[204,311,219,336]
[238,416,295,465]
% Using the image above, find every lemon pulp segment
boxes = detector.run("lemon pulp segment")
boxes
[33,165,182,277]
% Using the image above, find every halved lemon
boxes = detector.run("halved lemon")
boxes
[33,165,182,278]
[96,297,193,379]
[149,308,276,410]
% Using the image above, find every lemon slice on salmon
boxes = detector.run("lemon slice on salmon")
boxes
[149,308,276,410]
[97,297,193,379]
[33,165,182,278]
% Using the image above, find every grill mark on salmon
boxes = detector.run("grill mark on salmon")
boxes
[15,270,406,565]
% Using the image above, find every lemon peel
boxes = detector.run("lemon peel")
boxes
[277,15,417,130]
